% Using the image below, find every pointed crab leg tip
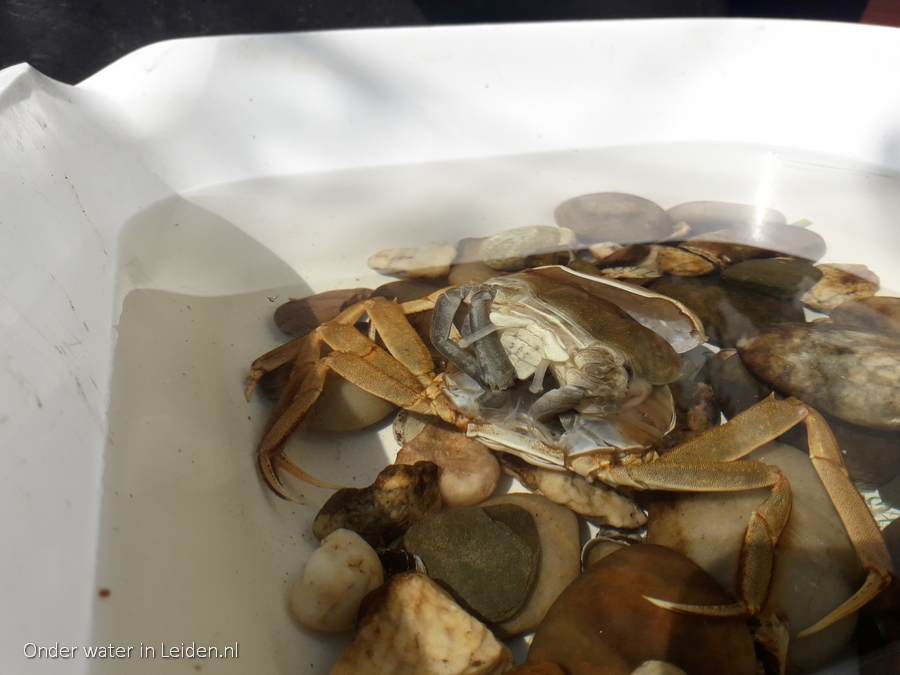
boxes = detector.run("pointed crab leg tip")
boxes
[795,569,893,639]
[270,454,347,492]
[643,595,751,618]
[244,378,258,401]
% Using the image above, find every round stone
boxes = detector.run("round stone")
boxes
[528,544,756,675]
[403,505,540,623]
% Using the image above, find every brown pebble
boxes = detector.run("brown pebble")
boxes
[528,544,755,675]
[313,462,442,548]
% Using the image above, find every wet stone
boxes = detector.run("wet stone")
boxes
[367,241,458,279]
[800,263,879,312]
[479,225,575,272]
[274,287,373,337]
[376,548,425,579]
[831,296,900,333]
[403,504,540,623]
[654,245,716,277]
[702,348,773,420]
[684,222,826,262]
[313,462,443,548]
[481,493,582,638]
[857,518,900,675]
[528,544,756,675]
[721,257,823,299]
[554,192,674,245]
[678,238,772,269]
[650,275,805,348]
[738,323,900,430]
[666,200,786,236]
[828,416,900,486]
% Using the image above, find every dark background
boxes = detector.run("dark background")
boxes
[0,0,871,84]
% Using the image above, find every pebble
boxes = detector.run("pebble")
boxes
[737,322,900,430]
[403,504,540,623]
[368,241,457,279]
[684,222,826,262]
[800,263,879,312]
[527,544,756,675]
[289,529,384,633]
[554,192,675,245]
[650,275,805,348]
[329,572,515,675]
[394,420,501,507]
[666,200,786,236]
[830,296,900,333]
[479,225,576,272]
[313,461,443,548]
[858,518,900,675]
[654,245,717,276]
[721,257,823,299]
[480,493,582,637]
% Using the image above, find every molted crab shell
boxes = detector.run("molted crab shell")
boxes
[431,266,706,465]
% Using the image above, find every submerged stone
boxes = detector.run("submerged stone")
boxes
[403,505,540,623]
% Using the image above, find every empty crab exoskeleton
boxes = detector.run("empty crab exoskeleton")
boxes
[245,265,891,641]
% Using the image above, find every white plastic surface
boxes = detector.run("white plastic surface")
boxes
[2,19,900,675]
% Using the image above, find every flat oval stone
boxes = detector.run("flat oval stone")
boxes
[403,505,540,623]
[479,225,574,272]
[554,192,674,245]
[480,493,581,637]
[721,257,823,299]
[666,201,786,236]
[650,275,805,348]
[367,241,457,279]
[737,323,900,430]
[528,544,756,675]
[831,296,900,333]
[684,223,826,262]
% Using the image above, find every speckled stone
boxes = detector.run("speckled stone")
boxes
[403,505,540,623]
[737,323,900,430]
[313,462,443,548]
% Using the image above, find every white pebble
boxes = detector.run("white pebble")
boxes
[289,529,384,633]
[367,241,457,279]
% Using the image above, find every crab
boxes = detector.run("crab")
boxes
[245,265,891,644]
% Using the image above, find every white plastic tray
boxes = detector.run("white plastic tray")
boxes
[2,18,900,675]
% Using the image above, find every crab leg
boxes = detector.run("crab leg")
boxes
[635,397,891,637]
[620,398,806,620]
[795,405,893,637]
[256,297,450,500]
